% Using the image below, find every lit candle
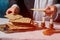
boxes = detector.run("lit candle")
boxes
[50,19,53,24]
[41,13,45,28]
[42,17,45,23]
[42,12,45,23]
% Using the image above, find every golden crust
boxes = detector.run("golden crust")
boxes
[12,18,31,23]
[5,14,23,20]
[5,14,32,23]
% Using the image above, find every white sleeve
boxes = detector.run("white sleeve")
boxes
[53,4,60,21]
[11,4,19,8]
[54,4,60,14]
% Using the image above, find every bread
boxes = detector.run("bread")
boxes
[5,14,32,23]
[14,15,23,19]
[7,24,33,29]
[4,14,36,33]
[6,22,36,33]
[12,18,31,23]
[5,14,23,20]
[5,14,16,20]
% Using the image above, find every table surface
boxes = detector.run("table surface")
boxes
[0,21,60,40]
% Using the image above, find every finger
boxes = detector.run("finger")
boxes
[13,7,19,15]
[6,10,9,15]
[6,10,12,15]
[10,7,17,15]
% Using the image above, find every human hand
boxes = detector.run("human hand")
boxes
[6,5,20,15]
[45,6,57,17]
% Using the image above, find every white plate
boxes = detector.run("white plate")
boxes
[0,18,9,25]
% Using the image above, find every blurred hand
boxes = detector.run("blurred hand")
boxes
[6,6,20,15]
[45,6,57,17]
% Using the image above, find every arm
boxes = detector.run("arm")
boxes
[9,0,19,8]
[45,4,60,22]
[6,0,20,14]
[9,0,17,6]
[53,4,60,22]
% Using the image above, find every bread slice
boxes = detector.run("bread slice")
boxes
[5,14,23,20]
[5,14,32,23]
[7,23,33,29]
[12,18,31,23]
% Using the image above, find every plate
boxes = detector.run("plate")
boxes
[0,18,9,25]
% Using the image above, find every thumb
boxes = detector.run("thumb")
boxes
[6,10,12,15]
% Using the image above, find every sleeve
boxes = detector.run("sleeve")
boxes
[53,4,60,22]
[9,0,19,8]
[9,0,17,6]
[11,4,19,8]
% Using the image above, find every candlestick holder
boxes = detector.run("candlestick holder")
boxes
[30,8,47,29]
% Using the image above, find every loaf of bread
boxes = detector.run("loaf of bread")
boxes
[4,14,37,33]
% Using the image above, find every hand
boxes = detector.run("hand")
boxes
[45,6,57,17]
[6,6,20,15]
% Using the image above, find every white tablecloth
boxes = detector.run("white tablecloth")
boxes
[0,21,60,40]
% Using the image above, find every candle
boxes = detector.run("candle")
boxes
[42,12,45,23]
[42,17,45,23]
[49,18,54,29]
[50,19,53,24]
